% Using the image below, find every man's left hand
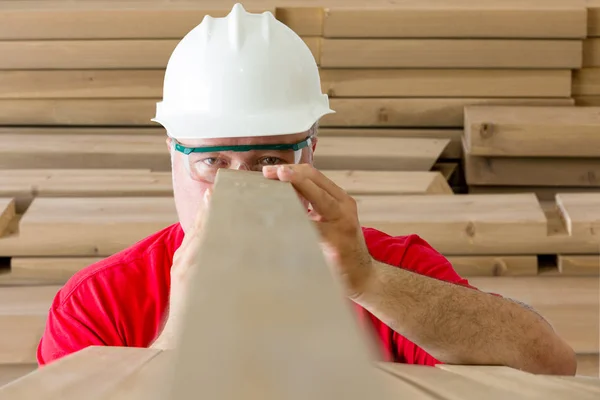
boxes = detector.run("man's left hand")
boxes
[263,164,375,300]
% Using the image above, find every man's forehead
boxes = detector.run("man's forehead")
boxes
[174,131,310,147]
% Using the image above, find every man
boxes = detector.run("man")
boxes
[37,4,576,375]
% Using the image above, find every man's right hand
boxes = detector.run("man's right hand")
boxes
[151,189,212,349]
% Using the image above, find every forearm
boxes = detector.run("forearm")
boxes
[355,260,576,375]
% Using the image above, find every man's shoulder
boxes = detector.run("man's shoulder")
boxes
[52,223,183,309]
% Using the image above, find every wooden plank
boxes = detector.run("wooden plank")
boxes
[8,257,103,283]
[0,134,448,172]
[321,171,453,195]
[378,362,522,400]
[321,98,574,128]
[558,255,600,275]
[436,364,598,399]
[275,6,323,36]
[322,0,587,38]
[313,138,449,171]
[0,1,275,40]
[320,69,572,98]
[320,39,582,68]
[0,98,574,127]
[589,0,600,37]
[464,106,600,157]
[468,186,600,202]
[572,68,600,96]
[0,197,178,257]
[464,156,600,187]
[164,169,388,400]
[468,276,599,354]
[0,347,161,399]
[432,163,458,181]
[447,256,538,277]
[584,38,600,67]
[576,353,600,377]
[0,199,15,237]
[556,193,600,240]
[319,129,463,159]
[575,95,600,105]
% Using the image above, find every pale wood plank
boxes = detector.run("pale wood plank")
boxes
[0,1,275,40]
[0,98,573,127]
[378,362,521,400]
[321,171,453,195]
[163,169,389,400]
[321,98,574,128]
[320,69,572,98]
[276,6,323,36]
[572,68,600,96]
[556,193,600,240]
[584,38,600,67]
[465,156,600,187]
[0,347,160,399]
[320,39,582,68]
[0,199,15,237]
[319,129,463,159]
[447,255,538,277]
[322,0,587,38]
[464,106,600,157]
[576,353,600,377]
[0,197,178,257]
[468,186,600,202]
[9,257,103,283]
[436,364,598,399]
[468,276,599,354]
[0,364,37,387]
[558,255,600,276]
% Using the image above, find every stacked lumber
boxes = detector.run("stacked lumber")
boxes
[1,347,598,398]
[573,0,600,105]
[464,106,600,199]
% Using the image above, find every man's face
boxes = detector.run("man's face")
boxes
[167,131,317,234]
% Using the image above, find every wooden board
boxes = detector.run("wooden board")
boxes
[0,199,15,237]
[589,0,600,37]
[464,106,600,157]
[447,256,538,277]
[320,39,582,68]
[576,353,600,377]
[275,5,323,36]
[464,156,600,187]
[0,1,275,40]
[468,186,600,202]
[6,257,103,284]
[558,255,600,275]
[313,137,449,171]
[319,69,572,98]
[163,169,389,400]
[575,95,600,105]
[436,364,598,399]
[468,276,599,354]
[321,171,453,195]
[319,129,463,159]
[0,364,37,387]
[0,197,178,257]
[584,39,600,67]
[321,98,574,128]
[321,0,587,38]
[556,193,600,240]
[572,68,600,96]
[0,98,574,127]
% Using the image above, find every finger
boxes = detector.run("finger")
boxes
[179,188,212,251]
[274,166,342,219]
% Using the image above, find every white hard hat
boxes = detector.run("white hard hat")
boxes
[152,3,334,140]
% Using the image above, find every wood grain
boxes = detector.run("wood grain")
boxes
[320,39,582,68]
[464,106,600,157]
[464,156,600,187]
[558,255,600,276]
[447,256,538,277]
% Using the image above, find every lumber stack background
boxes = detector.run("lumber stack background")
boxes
[0,0,598,386]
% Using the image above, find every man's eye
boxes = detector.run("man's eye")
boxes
[199,158,227,168]
[260,157,284,165]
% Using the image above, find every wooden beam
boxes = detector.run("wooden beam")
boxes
[447,256,538,277]
[275,6,323,36]
[468,186,600,202]
[572,68,600,96]
[589,0,600,37]
[7,257,103,284]
[556,193,600,240]
[575,353,600,377]
[164,169,387,400]
[464,106,600,157]
[575,95,600,106]
[0,198,15,237]
[558,255,600,276]
[320,39,582,68]
[319,69,572,98]
[319,129,463,159]
[0,364,36,387]
[322,0,587,38]
[0,1,275,40]
[464,156,600,187]
[584,38,600,67]
[321,171,453,195]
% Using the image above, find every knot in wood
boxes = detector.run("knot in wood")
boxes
[465,221,476,238]
[377,107,389,123]
[479,123,494,139]
[586,170,597,184]
[492,259,508,276]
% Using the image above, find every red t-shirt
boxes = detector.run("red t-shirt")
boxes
[37,223,476,366]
